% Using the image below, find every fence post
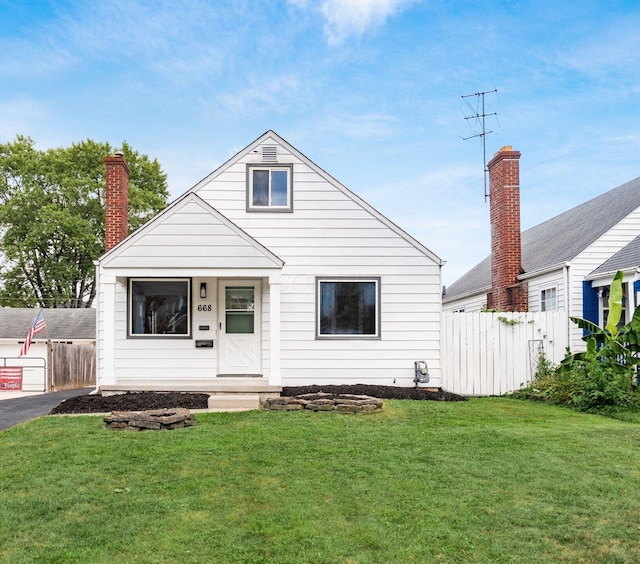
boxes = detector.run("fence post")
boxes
[47,339,53,392]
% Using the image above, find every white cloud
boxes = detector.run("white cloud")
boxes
[318,0,418,45]
[554,14,640,80]
[212,74,305,117]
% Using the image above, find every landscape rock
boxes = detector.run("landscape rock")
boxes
[263,393,383,414]
[104,408,196,431]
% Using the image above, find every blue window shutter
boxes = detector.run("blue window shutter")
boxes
[582,281,599,335]
[634,280,640,294]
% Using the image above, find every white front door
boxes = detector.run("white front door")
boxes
[218,280,262,375]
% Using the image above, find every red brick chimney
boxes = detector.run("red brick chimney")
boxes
[104,151,129,252]
[487,146,527,311]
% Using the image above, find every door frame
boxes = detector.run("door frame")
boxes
[217,279,262,376]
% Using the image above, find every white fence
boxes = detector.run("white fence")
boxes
[441,311,570,396]
[0,356,47,392]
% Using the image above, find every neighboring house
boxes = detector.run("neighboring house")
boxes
[95,131,444,399]
[0,308,96,391]
[443,145,640,350]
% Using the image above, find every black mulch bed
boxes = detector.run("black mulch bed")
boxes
[50,386,465,415]
[282,385,465,402]
[49,392,211,415]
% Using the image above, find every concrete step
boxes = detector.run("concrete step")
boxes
[208,393,261,412]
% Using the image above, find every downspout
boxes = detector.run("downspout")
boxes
[90,259,100,395]
[563,262,571,349]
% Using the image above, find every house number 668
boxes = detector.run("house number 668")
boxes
[197,304,212,311]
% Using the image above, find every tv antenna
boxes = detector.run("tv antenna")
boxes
[461,89,499,201]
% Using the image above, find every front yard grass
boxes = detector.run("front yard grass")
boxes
[1,398,640,563]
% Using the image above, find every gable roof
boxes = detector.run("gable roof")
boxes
[190,130,444,265]
[590,233,640,277]
[0,308,95,340]
[445,176,640,302]
[100,192,284,269]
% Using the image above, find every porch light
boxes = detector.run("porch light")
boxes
[200,282,207,299]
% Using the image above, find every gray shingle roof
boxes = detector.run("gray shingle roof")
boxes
[590,234,640,276]
[0,308,95,340]
[444,176,640,302]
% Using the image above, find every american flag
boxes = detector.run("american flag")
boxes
[19,310,47,357]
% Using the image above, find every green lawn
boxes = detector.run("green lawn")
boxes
[1,399,640,563]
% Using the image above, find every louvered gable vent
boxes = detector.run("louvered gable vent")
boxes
[262,146,277,162]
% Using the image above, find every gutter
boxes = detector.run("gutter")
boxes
[442,286,491,305]
[517,262,567,281]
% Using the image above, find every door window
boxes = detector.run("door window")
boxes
[225,287,255,334]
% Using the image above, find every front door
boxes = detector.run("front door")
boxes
[218,280,262,375]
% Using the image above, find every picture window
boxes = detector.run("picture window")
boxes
[317,278,380,338]
[129,279,191,337]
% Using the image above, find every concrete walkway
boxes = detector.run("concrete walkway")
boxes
[0,388,93,431]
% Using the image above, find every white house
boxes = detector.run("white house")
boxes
[95,131,444,401]
[443,145,640,351]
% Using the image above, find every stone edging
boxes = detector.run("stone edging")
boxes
[104,408,196,430]
[263,393,383,413]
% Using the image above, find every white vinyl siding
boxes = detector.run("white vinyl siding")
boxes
[107,276,218,383]
[97,134,442,388]
[568,206,640,350]
[101,197,283,271]
[442,292,488,313]
[192,143,441,386]
[526,270,566,313]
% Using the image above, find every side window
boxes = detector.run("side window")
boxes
[129,279,191,337]
[317,278,380,338]
[540,287,557,312]
[600,283,627,329]
[247,165,292,211]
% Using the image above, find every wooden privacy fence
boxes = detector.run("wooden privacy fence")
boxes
[440,311,570,396]
[51,342,96,391]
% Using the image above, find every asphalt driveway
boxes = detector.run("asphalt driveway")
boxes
[0,388,93,431]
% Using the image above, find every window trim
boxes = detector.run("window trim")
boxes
[540,286,557,312]
[246,164,293,212]
[128,278,192,339]
[316,277,381,339]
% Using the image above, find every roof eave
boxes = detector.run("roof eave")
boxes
[443,286,491,304]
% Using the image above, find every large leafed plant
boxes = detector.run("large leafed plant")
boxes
[561,270,640,374]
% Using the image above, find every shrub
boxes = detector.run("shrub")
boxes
[569,360,638,412]
[515,353,640,413]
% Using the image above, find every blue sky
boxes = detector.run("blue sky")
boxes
[1,0,639,284]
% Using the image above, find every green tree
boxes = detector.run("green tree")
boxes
[0,136,169,308]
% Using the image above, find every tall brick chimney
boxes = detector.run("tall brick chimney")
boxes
[487,146,527,311]
[104,151,129,252]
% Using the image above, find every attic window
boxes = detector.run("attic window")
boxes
[262,146,277,162]
[247,164,293,212]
